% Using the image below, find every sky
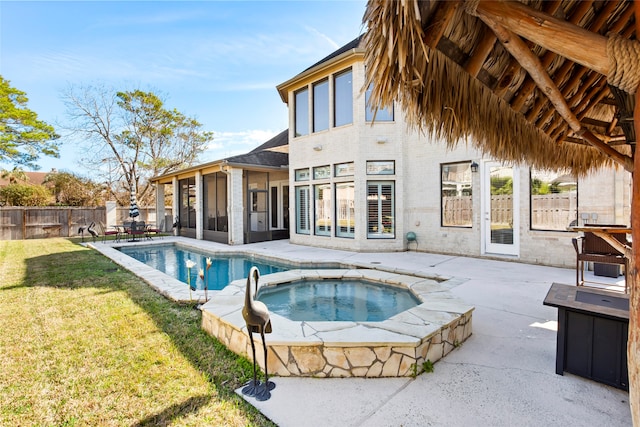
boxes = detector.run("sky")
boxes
[0,0,367,174]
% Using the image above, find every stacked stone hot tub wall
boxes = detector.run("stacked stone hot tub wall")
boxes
[201,269,474,378]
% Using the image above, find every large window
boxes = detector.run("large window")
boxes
[441,162,472,227]
[334,69,353,127]
[295,186,310,234]
[336,182,355,238]
[530,169,578,231]
[367,181,394,238]
[313,80,329,132]
[365,84,393,122]
[295,88,309,137]
[314,184,332,236]
[203,172,227,232]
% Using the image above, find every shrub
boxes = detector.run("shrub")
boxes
[0,183,52,206]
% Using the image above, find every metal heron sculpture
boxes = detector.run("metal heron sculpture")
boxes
[241,266,275,401]
[87,222,98,242]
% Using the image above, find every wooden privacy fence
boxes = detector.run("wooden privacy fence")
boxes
[0,206,167,240]
[531,193,577,230]
[0,207,106,240]
[443,194,577,230]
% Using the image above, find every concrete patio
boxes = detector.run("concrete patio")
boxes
[92,237,631,426]
[232,240,631,427]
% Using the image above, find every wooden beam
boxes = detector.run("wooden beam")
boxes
[511,0,604,113]
[581,117,613,129]
[464,29,496,77]
[423,0,461,48]
[475,1,609,75]
[488,1,563,99]
[479,16,634,172]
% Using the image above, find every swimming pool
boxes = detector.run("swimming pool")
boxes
[118,244,289,291]
[257,279,420,321]
[91,239,474,377]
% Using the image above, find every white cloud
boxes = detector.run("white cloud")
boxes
[303,25,340,49]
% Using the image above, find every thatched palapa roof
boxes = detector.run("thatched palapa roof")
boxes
[363,0,639,175]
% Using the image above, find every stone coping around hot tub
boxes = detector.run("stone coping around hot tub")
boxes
[88,238,457,304]
[200,268,474,377]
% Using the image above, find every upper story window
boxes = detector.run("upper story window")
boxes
[530,169,577,231]
[313,80,329,132]
[334,69,353,127]
[295,88,309,137]
[365,84,393,122]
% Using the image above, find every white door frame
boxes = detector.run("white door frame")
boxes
[481,161,520,256]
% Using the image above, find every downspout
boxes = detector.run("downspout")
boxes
[219,161,233,244]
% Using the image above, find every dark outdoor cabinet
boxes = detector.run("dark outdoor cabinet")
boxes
[544,283,629,391]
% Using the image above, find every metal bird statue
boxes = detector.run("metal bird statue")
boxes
[77,225,86,242]
[87,222,98,242]
[241,266,275,401]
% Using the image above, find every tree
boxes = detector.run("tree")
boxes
[0,76,59,168]
[43,170,106,207]
[62,84,213,206]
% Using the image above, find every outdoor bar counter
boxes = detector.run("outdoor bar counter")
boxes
[544,283,629,391]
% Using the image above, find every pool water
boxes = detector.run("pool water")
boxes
[118,244,288,291]
[257,279,420,322]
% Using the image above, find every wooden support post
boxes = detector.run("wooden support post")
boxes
[630,5,640,425]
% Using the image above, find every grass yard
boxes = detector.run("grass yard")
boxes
[0,238,274,427]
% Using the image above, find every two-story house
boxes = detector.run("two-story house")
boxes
[152,35,631,268]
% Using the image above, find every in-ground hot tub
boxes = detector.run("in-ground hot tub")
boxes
[257,278,421,322]
[201,269,474,378]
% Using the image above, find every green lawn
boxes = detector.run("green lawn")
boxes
[0,238,274,427]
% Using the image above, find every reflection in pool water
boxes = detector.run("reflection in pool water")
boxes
[257,279,420,322]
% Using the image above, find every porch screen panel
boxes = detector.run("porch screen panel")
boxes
[178,177,196,228]
[295,186,310,234]
[216,173,227,231]
[367,181,394,238]
[336,182,355,238]
[314,183,331,236]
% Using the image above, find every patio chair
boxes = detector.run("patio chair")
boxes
[97,221,121,243]
[146,219,165,239]
[128,221,147,242]
[572,227,630,293]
